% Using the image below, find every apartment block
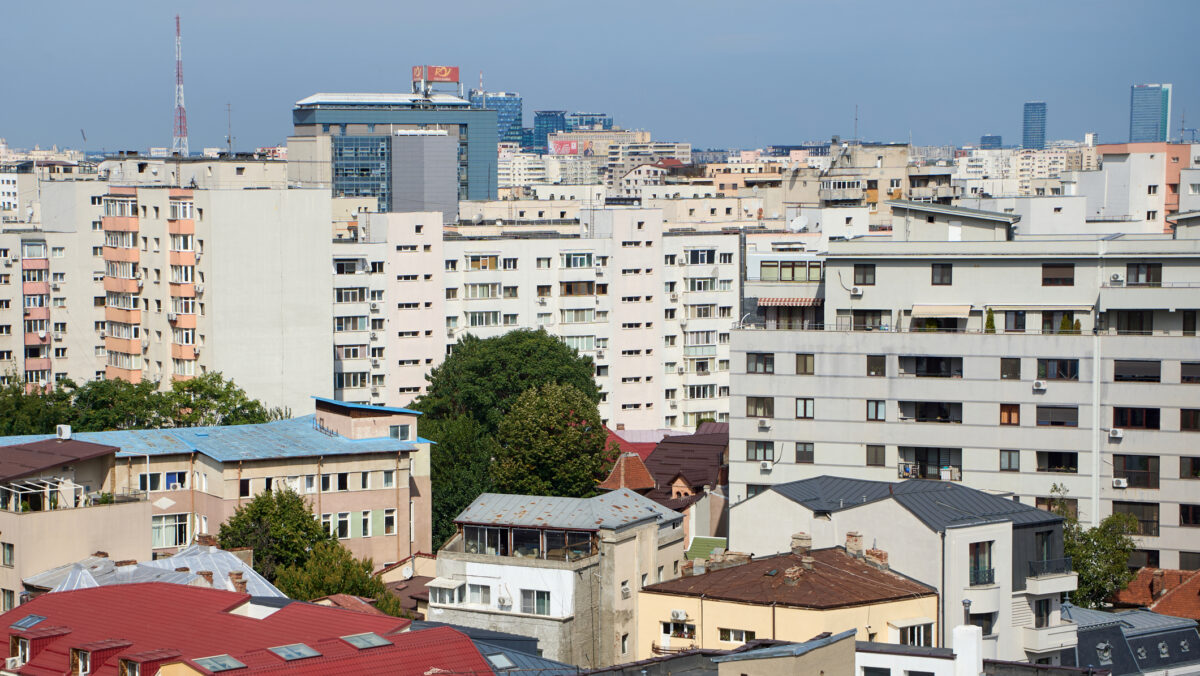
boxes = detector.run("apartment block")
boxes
[728,202,1200,569]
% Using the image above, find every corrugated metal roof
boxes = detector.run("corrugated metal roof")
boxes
[456,488,682,530]
[25,547,284,598]
[771,477,1060,532]
[0,415,417,463]
[142,545,284,597]
[1064,603,1198,634]
[711,628,856,663]
[473,640,576,675]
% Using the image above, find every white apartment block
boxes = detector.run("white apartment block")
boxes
[330,208,742,431]
[727,202,1200,570]
[0,157,332,413]
[0,171,16,215]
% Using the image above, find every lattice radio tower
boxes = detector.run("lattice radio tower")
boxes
[172,14,189,157]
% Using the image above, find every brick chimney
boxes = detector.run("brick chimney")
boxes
[114,560,137,567]
[196,533,218,547]
[174,567,190,573]
[865,548,889,571]
[801,556,814,571]
[790,532,812,557]
[1151,569,1165,599]
[229,571,247,594]
[782,565,804,586]
[92,551,108,558]
[845,531,865,558]
[197,570,214,586]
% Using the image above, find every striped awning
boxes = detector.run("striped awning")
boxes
[758,297,823,307]
[910,304,972,319]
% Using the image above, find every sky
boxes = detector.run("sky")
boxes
[2,0,1198,153]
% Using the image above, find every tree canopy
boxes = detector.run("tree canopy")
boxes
[1049,484,1139,608]
[0,371,285,435]
[217,488,331,582]
[493,382,615,497]
[275,541,408,617]
[425,415,498,548]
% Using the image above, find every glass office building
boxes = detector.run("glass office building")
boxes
[1023,102,1046,150]
[533,111,567,154]
[470,90,524,145]
[566,112,613,131]
[980,134,1002,149]
[1129,83,1172,143]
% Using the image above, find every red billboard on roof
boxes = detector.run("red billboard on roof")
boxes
[412,65,459,83]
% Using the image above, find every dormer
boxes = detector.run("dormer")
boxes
[311,397,422,442]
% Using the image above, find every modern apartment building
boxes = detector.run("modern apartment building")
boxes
[1023,102,1047,150]
[727,201,1200,569]
[1129,83,1172,143]
[0,397,432,566]
[1064,142,1197,232]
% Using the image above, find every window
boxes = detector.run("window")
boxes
[747,353,774,374]
[1114,455,1159,489]
[796,353,814,375]
[1037,451,1078,473]
[718,628,756,643]
[1000,358,1021,380]
[661,621,696,639]
[899,623,932,647]
[1005,311,1026,333]
[1114,360,1160,382]
[1183,363,1200,383]
[746,397,773,418]
[1181,505,1200,527]
[1042,264,1074,286]
[1000,450,1020,472]
[931,263,952,285]
[1126,263,1162,287]
[239,478,251,497]
[1113,407,1160,430]
[1182,457,1200,479]
[138,472,163,492]
[165,471,186,489]
[970,612,996,636]
[1038,358,1079,380]
[747,441,774,462]
[854,264,876,285]
[795,442,814,464]
[1113,501,1159,536]
[1000,404,1020,426]
[866,445,885,466]
[795,398,814,419]
[866,400,885,421]
[520,589,551,615]
[1,543,13,567]
[384,508,396,535]
[152,513,189,548]
[866,355,886,377]
[468,583,491,605]
[969,541,994,585]
[1183,410,1200,432]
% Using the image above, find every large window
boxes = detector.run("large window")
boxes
[854,264,876,286]
[1113,501,1159,536]
[1183,363,1200,384]
[1181,505,1200,528]
[866,355,886,377]
[746,397,774,418]
[746,353,774,374]
[152,514,189,548]
[747,441,774,462]
[520,589,551,616]
[718,628,756,643]
[1042,264,1074,286]
[1000,358,1021,380]
[795,442,814,464]
[1126,263,1162,287]
[1036,451,1078,473]
[1038,359,1079,380]
[866,445,885,467]
[560,252,593,268]
[1114,360,1161,382]
[1181,409,1199,432]
[1114,455,1159,489]
[1036,406,1078,427]
[1182,457,1200,480]
[899,623,933,647]
[1113,407,1160,430]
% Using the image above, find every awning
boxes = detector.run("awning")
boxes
[985,304,1094,312]
[426,577,464,590]
[888,617,935,628]
[910,304,972,319]
[758,297,823,307]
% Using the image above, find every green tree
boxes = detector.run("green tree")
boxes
[493,382,615,497]
[984,308,996,333]
[71,379,166,431]
[425,415,499,548]
[0,377,75,435]
[413,329,598,432]
[160,372,289,427]
[1049,484,1139,608]
[217,488,330,582]
[275,541,408,617]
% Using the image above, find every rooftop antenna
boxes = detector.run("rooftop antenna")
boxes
[225,103,235,156]
[853,104,858,143]
[172,14,189,157]
[479,70,483,90]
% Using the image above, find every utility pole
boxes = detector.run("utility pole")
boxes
[225,103,235,156]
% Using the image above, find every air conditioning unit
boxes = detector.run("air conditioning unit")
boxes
[596,350,605,359]
[37,330,46,339]
[595,269,604,277]
[670,609,688,621]
[497,595,512,607]
[676,365,685,374]
[2,259,10,267]
[371,387,380,396]
[759,460,772,471]
[850,286,863,296]
[51,283,60,291]
[621,584,631,600]
[167,313,177,321]
[7,656,24,670]
[370,302,379,312]
[447,328,455,337]
[1110,273,1124,284]
[53,332,63,342]
[758,419,769,428]
[1032,380,1047,391]
[169,482,182,490]
[56,424,72,440]
[99,329,107,338]
[679,319,688,327]
[669,401,677,409]
[537,297,547,305]
[1109,428,1124,439]
[1112,478,1128,489]
[677,259,687,266]
[670,293,679,302]
[369,332,378,341]
[371,358,380,367]
[194,284,204,295]
[136,279,144,288]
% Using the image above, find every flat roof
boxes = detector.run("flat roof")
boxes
[0,439,119,482]
[455,488,682,531]
[295,92,470,107]
[886,199,1021,223]
[311,396,422,416]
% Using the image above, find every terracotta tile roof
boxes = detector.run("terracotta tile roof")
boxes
[598,452,656,491]
[641,547,935,610]
[605,429,657,461]
[1114,568,1200,620]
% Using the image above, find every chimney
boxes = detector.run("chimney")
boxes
[174,567,190,573]
[114,560,137,567]
[790,532,812,557]
[92,551,108,558]
[801,556,814,571]
[845,531,865,558]
[229,571,247,594]
[197,570,214,586]
[197,533,218,547]
[1151,569,1165,599]
[865,548,889,571]
[782,565,804,586]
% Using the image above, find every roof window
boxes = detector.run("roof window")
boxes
[268,644,321,661]
[341,633,390,650]
[193,655,246,672]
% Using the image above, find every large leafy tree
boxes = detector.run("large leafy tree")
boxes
[160,372,289,427]
[71,379,166,431]
[0,378,75,435]
[1049,484,1139,608]
[217,488,331,582]
[493,382,615,497]
[425,415,499,549]
[275,541,408,617]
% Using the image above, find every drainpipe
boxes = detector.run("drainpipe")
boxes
[939,530,946,648]
[236,461,243,508]
[317,456,323,517]
[188,452,195,540]
[396,451,403,562]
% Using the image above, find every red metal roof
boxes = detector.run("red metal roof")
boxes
[605,429,656,461]
[0,583,493,675]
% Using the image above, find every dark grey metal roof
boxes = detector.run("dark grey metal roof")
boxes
[886,199,1022,223]
[455,488,682,530]
[711,629,856,663]
[855,641,954,659]
[410,621,538,655]
[1064,603,1200,676]
[474,640,577,675]
[770,477,1061,532]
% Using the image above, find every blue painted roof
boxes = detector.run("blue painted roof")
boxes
[0,415,418,463]
[311,396,422,416]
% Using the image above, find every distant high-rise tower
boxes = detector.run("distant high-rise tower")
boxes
[469,89,523,144]
[980,134,1002,149]
[172,14,189,157]
[566,112,614,131]
[1129,83,1172,143]
[1023,102,1046,150]
[533,111,567,154]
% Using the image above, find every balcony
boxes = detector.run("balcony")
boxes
[1023,621,1077,653]
[898,462,961,482]
[908,185,962,201]
[1099,283,1200,312]
[819,187,865,202]
[1026,558,1078,596]
[898,402,962,424]
[969,567,995,587]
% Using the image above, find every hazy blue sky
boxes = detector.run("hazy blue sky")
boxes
[2,1,1197,152]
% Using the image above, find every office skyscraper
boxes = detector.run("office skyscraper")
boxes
[533,111,567,154]
[566,112,614,131]
[1023,102,1046,150]
[1129,83,1172,143]
[980,134,1002,149]
[470,90,524,145]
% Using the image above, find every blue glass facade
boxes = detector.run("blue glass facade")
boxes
[1129,84,1171,143]
[566,112,613,131]
[533,111,567,154]
[1023,102,1046,150]
[980,134,1002,149]
[470,90,524,144]
[332,136,392,209]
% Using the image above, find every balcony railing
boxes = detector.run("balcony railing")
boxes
[898,462,962,482]
[1028,557,1072,578]
[651,642,696,656]
[969,567,995,586]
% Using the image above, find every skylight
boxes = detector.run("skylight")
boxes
[268,643,321,661]
[342,632,391,649]
[194,655,247,672]
[10,614,45,630]
[486,653,517,670]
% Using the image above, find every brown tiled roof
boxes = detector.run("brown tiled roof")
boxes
[387,576,434,618]
[0,439,119,482]
[641,547,935,610]
[1114,568,1200,620]
[642,431,726,503]
[598,452,656,491]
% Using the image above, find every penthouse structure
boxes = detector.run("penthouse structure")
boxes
[728,200,1200,570]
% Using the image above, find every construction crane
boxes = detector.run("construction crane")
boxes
[172,14,189,157]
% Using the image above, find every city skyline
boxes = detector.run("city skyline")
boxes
[1,0,1197,153]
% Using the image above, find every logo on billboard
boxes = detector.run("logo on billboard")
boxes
[550,140,595,156]
[413,65,460,83]
[412,66,424,81]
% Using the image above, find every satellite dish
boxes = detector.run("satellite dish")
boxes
[401,565,413,580]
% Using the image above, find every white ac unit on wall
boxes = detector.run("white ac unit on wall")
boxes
[1032,380,1047,391]
[671,609,688,621]
[759,461,771,471]
[1112,478,1128,489]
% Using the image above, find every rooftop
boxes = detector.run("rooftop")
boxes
[710,629,857,663]
[0,438,119,482]
[1063,603,1198,634]
[455,488,682,531]
[642,547,935,609]
[1113,568,1200,621]
[768,476,1061,532]
[597,453,656,492]
[295,92,470,107]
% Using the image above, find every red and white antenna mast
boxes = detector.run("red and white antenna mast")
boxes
[172,14,189,157]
